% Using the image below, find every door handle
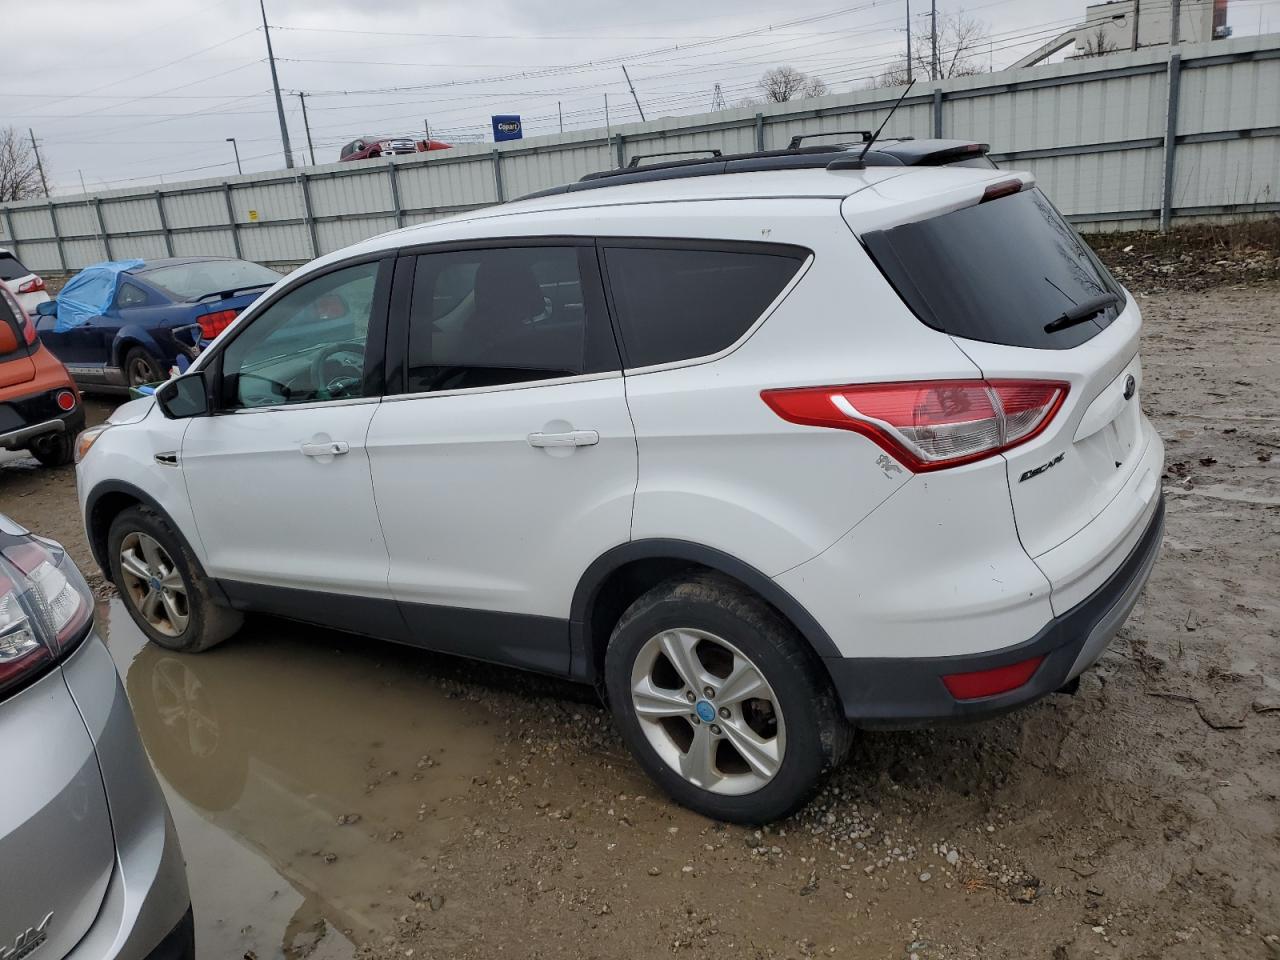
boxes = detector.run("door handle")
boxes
[527,430,599,448]
[301,440,350,457]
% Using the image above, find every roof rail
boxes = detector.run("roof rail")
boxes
[627,149,722,169]
[785,130,873,150]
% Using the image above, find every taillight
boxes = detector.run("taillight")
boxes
[55,389,77,412]
[198,309,238,340]
[17,277,45,294]
[0,536,93,699]
[761,379,1068,472]
[981,179,1024,203]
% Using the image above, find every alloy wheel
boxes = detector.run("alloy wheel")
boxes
[119,532,189,637]
[127,354,160,386]
[630,628,786,795]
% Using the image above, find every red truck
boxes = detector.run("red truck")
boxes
[338,137,452,162]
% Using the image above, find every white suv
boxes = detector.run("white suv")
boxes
[75,152,1164,823]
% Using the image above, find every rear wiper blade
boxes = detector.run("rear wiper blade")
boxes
[1043,292,1122,333]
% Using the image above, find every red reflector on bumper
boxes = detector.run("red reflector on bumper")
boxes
[942,655,1044,700]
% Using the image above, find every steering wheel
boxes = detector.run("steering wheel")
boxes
[310,343,364,398]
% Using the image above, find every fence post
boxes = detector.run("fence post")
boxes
[387,161,405,228]
[92,198,112,260]
[1,209,15,261]
[491,150,506,203]
[154,191,174,257]
[298,172,320,257]
[755,113,765,151]
[47,201,67,272]
[221,183,243,259]
[1159,50,1182,233]
[932,87,944,138]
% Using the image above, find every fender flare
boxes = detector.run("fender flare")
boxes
[569,539,842,681]
[82,480,224,602]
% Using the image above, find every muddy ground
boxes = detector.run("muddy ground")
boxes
[1,279,1276,959]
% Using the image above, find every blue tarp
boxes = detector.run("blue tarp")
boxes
[54,259,144,333]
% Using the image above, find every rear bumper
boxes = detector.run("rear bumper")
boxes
[826,493,1164,725]
[63,634,191,960]
[0,388,85,450]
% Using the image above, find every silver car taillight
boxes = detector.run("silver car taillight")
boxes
[0,536,94,698]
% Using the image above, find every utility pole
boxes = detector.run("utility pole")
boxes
[557,102,563,133]
[604,93,611,135]
[27,129,49,197]
[621,65,646,121]
[1169,0,1181,46]
[712,83,727,111]
[423,119,430,144]
[1130,0,1141,51]
[226,137,242,174]
[298,92,316,165]
[259,0,294,169]
[930,0,939,80]
[905,0,913,83]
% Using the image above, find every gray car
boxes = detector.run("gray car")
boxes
[0,514,190,960]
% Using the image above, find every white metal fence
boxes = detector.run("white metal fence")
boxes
[3,34,1278,274]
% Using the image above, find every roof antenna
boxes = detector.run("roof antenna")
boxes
[836,79,916,171]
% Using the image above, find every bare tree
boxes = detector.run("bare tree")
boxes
[1078,26,1119,57]
[869,12,992,88]
[0,128,43,202]
[759,66,830,103]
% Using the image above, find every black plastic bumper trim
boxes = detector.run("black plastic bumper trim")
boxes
[826,494,1165,725]
[144,907,194,960]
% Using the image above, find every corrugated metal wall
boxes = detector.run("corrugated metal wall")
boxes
[3,34,1277,273]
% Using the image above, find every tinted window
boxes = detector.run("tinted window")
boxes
[116,283,148,308]
[141,259,281,301]
[406,246,616,393]
[862,188,1123,350]
[0,254,28,281]
[603,245,805,368]
[221,261,378,408]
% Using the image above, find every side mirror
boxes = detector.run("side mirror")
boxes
[35,300,56,318]
[156,371,210,419]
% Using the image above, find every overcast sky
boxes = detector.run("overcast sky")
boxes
[5,0,1278,192]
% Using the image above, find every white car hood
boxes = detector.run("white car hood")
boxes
[107,396,157,425]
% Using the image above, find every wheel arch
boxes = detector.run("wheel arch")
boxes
[569,539,841,689]
[84,480,218,596]
[111,327,164,369]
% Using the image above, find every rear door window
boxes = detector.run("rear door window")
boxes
[405,245,617,393]
[0,254,29,281]
[862,187,1123,350]
[602,242,807,368]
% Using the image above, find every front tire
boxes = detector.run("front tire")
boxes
[108,505,242,652]
[604,574,849,823]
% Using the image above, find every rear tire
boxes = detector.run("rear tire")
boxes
[123,346,163,387]
[108,505,242,653]
[604,574,849,823]
[29,433,73,467]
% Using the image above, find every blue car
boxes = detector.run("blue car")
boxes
[36,257,282,391]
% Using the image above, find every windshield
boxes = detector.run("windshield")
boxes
[139,259,281,301]
[862,187,1123,350]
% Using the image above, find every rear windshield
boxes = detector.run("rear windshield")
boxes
[139,259,281,301]
[863,188,1123,349]
[0,254,29,281]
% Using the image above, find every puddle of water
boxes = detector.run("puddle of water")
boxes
[99,599,502,960]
